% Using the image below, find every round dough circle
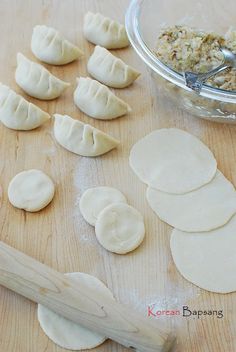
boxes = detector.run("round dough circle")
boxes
[129,128,217,194]
[170,215,236,293]
[146,170,236,232]
[95,203,145,254]
[38,272,114,350]
[8,169,55,212]
[79,186,127,226]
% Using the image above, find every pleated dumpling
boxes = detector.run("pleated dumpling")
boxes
[73,77,131,120]
[15,53,70,100]
[31,25,84,65]
[83,12,129,49]
[87,46,140,88]
[53,114,119,157]
[0,83,50,130]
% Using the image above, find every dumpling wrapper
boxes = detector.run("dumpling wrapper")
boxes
[74,77,131,120]
[146,170,236,232]
[129,128,217,194]
[87,46,140,88]
[83,12,129,49]
[0,83,50,130]
[170,216,236,293]
[15,53,70,100]
[31,25,83,65]
[38,272,114,350]
[53,114,119,157]
[79,186,127,226]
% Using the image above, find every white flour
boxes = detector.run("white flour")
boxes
[73,157,104,246]
[72,156,204,329]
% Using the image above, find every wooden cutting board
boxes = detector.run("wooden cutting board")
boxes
[0,0,235,351]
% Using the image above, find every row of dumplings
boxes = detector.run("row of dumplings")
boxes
[32,11,131,66]
[0,12,140,157]
[0,83,119,157]
[15,50,135,119]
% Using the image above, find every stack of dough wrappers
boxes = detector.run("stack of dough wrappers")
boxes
[129,128,236,294]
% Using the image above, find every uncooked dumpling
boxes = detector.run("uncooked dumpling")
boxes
[87,46,140,88]
[79,186,127,226]
[129,128,217,194]
[38,272,114,350]
[170,216,236,293]
[74,77,131,120]
[95,203,145,254]
[146,170,236,232]
[53,114,119,157]
[0,83,50,130]
[31,25,83,65]
[83,12,129,49]
[8,169,55,212]
[15,53,70,100]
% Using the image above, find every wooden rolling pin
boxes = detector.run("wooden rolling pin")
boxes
[0,241,175,352]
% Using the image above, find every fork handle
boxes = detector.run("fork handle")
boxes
[184,63,229,93]
[197,63,229,81]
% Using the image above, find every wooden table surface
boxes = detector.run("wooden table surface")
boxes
[0,0,236,351]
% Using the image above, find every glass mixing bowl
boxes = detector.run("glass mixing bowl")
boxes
[125,0,236,123]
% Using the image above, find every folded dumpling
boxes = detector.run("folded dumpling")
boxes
[83,12,129,49]
[73,77,131,120]
[31,25,84,65]
[15,53,70,100]
[0,83,50,130]
[53,114,119,157]
[87,46,140,88]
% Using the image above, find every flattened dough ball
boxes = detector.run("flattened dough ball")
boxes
[146,170,236,232]
[8,169,55,212]
[38,272,114,350]
[170,216,236,293]
[95,203,145,254]
[79,186,127,226]
[129,128,217,194]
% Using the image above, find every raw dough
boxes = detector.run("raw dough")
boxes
[129,128,217,194]
[146,170,236,232]
[95,203,145,254]
[15,53,70,100]
[83,12,129,49]
[79,186,127,226]
[54,114,119,157]
[87,46,140,88]
[170,215,236,293]
[8,169,55,212]
[74,77,131,120]
[31,25,83,65]
[38,272,114,350]
[0,83,50,130]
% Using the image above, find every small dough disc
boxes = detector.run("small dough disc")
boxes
[79,186,127,226]
[38,272,114,350]
[95,203,145,254]
[129,128,217,194]
[146,170,236,232]
[8,169,55,212]
[170,216,236,293]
